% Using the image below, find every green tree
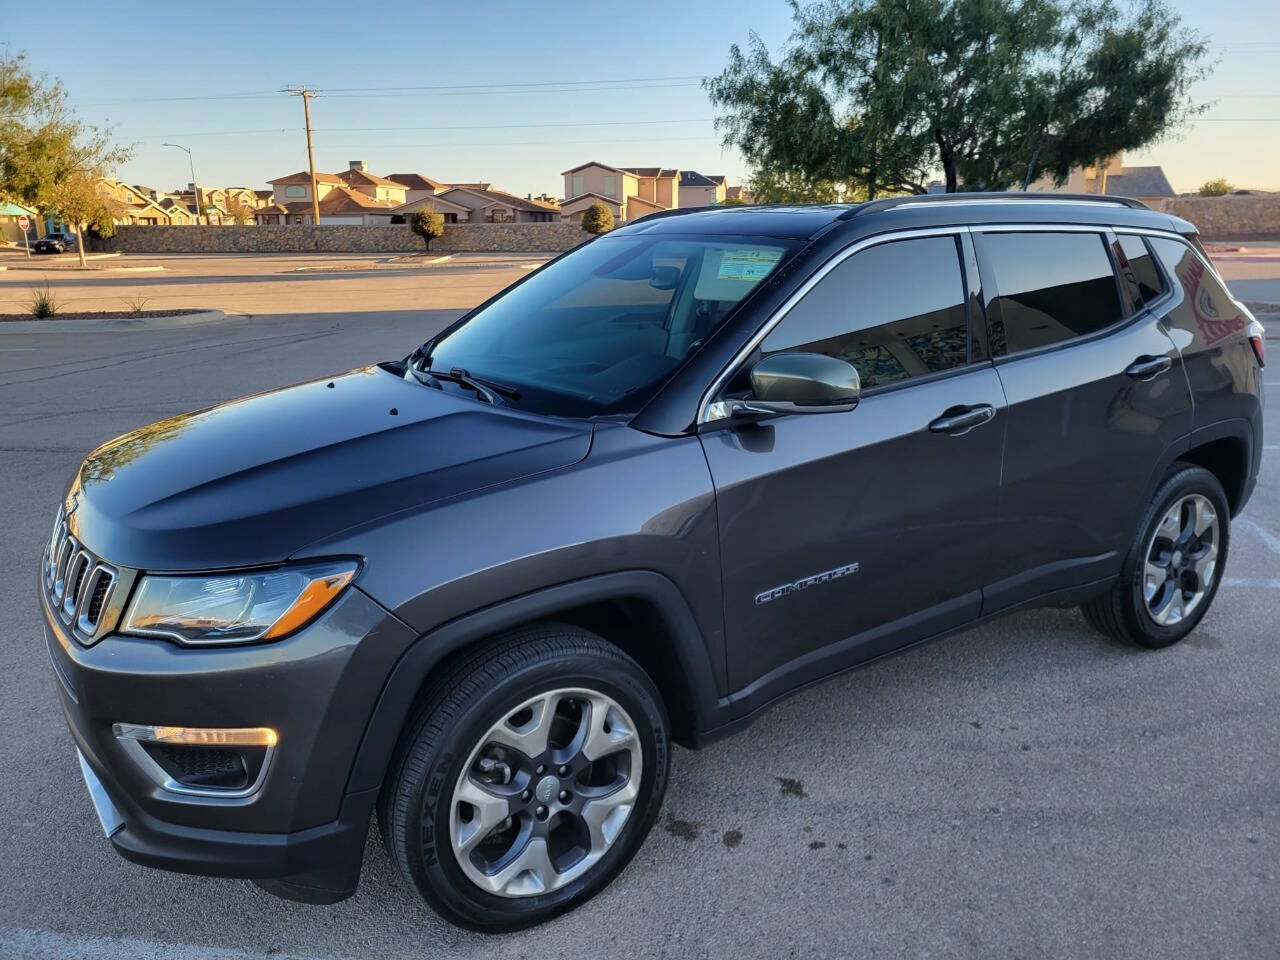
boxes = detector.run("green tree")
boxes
[46,174,120,266]
[1197,178,1234,197]
[580,201,614,234]
[409,209,445,250]
[0,52,130,265]
[706,0,1209,197]
[226,197,256,224]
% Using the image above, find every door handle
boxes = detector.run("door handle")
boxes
[1125,355,1173,381]
[928,404,996,436]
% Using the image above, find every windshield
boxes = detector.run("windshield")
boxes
[423,234,797,417]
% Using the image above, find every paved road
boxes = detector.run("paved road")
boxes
[0,306,1277,959]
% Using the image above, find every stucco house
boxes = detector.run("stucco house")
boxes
[337,162,409,205]
[387,173,451,204]
[678,171,726,207]
[255,184,397,225]
[97,179,185,225]
[0,200,39,244]
[391,186,560,223]
[1028,153,1175,205]
[560,162,736,222]
[266,170,347,210]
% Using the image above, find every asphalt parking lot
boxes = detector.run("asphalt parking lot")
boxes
[0,257,1277,959]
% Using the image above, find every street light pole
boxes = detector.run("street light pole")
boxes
[162,142,206,225]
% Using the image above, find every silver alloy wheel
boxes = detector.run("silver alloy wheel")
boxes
[1142,493,1219,626]
[448,687,642,898]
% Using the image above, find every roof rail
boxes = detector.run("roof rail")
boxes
[841,191,1149,219]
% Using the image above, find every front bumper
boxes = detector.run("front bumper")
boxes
[43,575,417,901]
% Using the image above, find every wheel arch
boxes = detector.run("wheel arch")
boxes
[1179,420,1255,516]
[344,571,729,799]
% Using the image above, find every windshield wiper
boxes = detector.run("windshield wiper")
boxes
[409,365,519,404]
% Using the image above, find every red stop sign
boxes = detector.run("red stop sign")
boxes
[17,215,29,231]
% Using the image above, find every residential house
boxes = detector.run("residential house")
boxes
[386,173,450,204]
[560,162,736,222]
[96,179,185,225]
[678,171,726,207]
[0,200,39,244]
[267,170,347,211]
[1027,153,1175,205]
[157,197,199,225]
[392,186,560,223]
[256,183,397,225]
[337,161,409,205]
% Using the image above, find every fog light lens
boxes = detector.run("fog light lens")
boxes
[114,723,277,747]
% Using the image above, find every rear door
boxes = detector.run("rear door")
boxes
[700,231,1007,702]
[973,227,1193,611]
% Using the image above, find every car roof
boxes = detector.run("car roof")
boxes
[617,193,1190,241]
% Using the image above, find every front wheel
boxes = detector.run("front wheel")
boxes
[379,625,670,931]
[1082,463,1230,648]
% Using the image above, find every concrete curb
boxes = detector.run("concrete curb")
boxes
[0,309,227,334]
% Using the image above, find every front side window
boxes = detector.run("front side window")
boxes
[425,235,797,417]
[981,232,1121,353]
[1115,233,1166,311]
[759,235,970,389]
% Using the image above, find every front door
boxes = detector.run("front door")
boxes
[700,232,1007,705]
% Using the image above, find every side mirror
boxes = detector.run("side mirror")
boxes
[709,353,861,422]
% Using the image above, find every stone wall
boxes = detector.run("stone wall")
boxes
[102,222,589,255]
[1147,196,1280,241]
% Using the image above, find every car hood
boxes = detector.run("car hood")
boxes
[64,364,593,571]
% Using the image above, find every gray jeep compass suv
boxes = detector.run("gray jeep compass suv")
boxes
[41,195,1264,930]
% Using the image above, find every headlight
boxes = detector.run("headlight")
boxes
[121,560,358,645]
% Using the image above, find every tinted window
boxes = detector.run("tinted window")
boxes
[982,232,1121,353]
[759,236,969,389]
[426,235,795,417]
[1116,233,1166,310]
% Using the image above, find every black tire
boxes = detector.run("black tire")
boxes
[378,624,670,932]
[1081,463,1230,648]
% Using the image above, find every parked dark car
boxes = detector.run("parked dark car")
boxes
[41,195,1264,931]
[32,230,78,254]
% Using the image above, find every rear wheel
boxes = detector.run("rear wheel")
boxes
[379,625,669,931]
[1081,464,1229,648]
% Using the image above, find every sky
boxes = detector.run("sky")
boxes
[7,0,1279,198]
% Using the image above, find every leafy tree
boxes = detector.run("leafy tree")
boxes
[410,209,445,250]
[706,0,1209,197]
[45,174,121,265]
[747,165,867,204]
[581,201,614,234]
[226,198,256,224]
[1197,178,1234,197]
[0,52,130,265]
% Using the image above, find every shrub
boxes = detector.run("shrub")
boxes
[410,209,445,250]
[30,282,58,318]
[581,202,614,235]
[1197,178,1234,197]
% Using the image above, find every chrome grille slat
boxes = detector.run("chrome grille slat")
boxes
[42,507,121,646]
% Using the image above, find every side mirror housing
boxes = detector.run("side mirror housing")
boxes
[708,352,861,422]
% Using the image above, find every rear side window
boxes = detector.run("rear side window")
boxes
[981,232,1122,354]
[1115,233,1166,310]
[760,235,969,389]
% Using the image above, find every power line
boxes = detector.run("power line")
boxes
[131,118,718,140]
[76,76,711,106]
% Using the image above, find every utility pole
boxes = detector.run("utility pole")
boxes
[162,142,206,224]
[285,87,322,224]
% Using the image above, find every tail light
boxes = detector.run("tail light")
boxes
[1248,319,1266,368]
